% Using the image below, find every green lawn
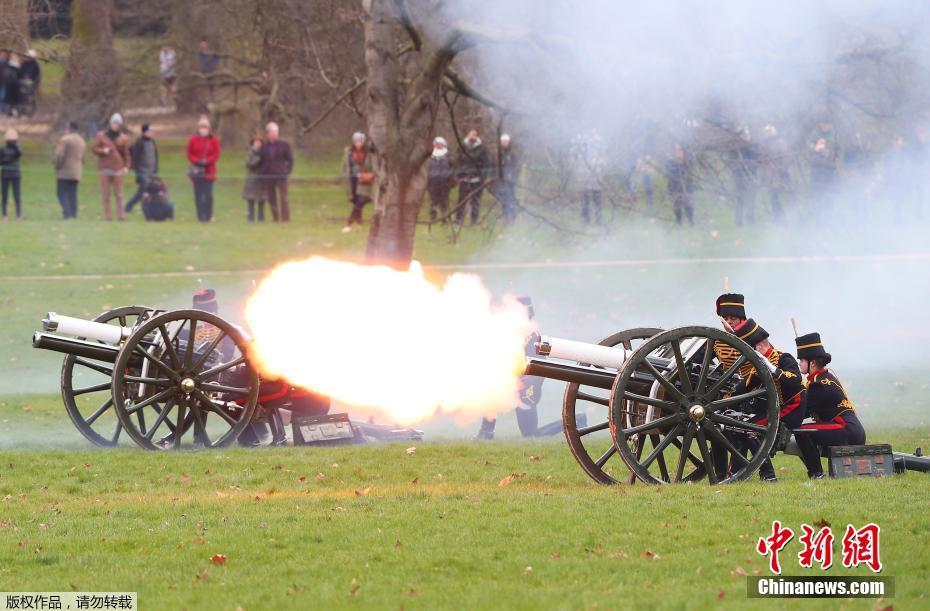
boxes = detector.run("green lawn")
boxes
[1,138,929,609]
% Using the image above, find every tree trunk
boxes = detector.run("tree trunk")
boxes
[362,0,454,269]
[58,0,119,130]
[0,0,29,52]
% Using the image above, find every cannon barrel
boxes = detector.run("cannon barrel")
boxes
[536,336,628,369]
[42,312,131,344]
[524,358,616,390]
[32,332,121,363]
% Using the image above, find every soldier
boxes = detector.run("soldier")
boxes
[475,297,567,440]
[793,333,866,479]
[728,319,806,481]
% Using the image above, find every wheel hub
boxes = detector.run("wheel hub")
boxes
[688,404,706,422]
[180,378,196,394]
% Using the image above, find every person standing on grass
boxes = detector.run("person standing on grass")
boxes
[494,133,521,223]
[54,122,85,219]
[342,131,373,232]
[455,129,491,226]
[92,113,131,221]
[260,121,293,222]
[125,124,159,214]
[158,44,177,107]
[427,136,454,223]
[186,116,221,222]
[242,136,266,221]
[0,128,23,221]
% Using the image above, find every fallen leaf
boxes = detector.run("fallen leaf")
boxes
[196,569,209,581]
[814,518,831,528]
[355,487,372,497]
[192,537,205,545]
[297,476,306,482]
[405,447,416,455]
[529,455,541,462]
[410,477,419,485]
[435,473,443,480]
[83,463,92,469]
[640,550,660,559]
[523,566,533,576]
[215,491,228,498]
[177,543,184,550]
[394,539,402,548]
[550,552,561,559]
[331,463,339,468]
[316,472,326,481]
[348,578,360,597]
[180,472,191,483]
[717,591,726,600]
[731,566,747,576]
[211,554,227,566]
[499,476,513,487]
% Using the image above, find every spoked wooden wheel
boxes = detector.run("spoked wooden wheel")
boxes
[60,305,154,447]
[563,327,662,484]
[610,326,779,484]
[111,309,259,450]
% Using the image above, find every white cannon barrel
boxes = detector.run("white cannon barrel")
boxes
[42,312,130,344]
[536,336,628,370]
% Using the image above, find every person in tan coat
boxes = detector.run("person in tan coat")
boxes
[54,122,86,219]
[91,113,131,220]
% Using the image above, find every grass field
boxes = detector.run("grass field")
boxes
[1,136,930,609]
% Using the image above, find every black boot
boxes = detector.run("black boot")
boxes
[475,418,496,440]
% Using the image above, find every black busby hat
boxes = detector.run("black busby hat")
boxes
[736,318,769,346]
[192,288,218,313]
[516,295,535,320]
[796,332,830,361]
[716,293,746,319]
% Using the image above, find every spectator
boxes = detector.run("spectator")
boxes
[260,121,293,222]
[342,131,373,232]
[186,116,221,222]
[760,124,790,221]
[570,129,606,225]
[808,137,837,216]
[242,136,266,221]
[3,53,22,117]
[198,39,220,75]
[158,44,177,107]
[427,136,454,223]
[141,177,174,221]
[494,133,521,223]
[0,52,8,113]
[54,122,86,219]
[91,113,131,221]
[666,144,695,226]
[727,128,758,226]
[125,124,159,214]
[455,129,490,225]
[0,128,23,221]
[18,50,40,114]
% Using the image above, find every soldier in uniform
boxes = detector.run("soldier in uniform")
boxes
[475,297,567,440]
[794,333,866,478]
[727,319,806,481]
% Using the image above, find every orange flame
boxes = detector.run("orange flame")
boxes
[244,257,535,424]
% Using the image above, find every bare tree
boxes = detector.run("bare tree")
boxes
[0,0,29,52]
[58,0,120,128]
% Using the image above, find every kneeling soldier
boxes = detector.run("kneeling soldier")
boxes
[730,319,806,481]
[794,332,866,479]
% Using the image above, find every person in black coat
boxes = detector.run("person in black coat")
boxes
[455,130,491,225]
[0,128,23,219]
[427,137,455,223]
[665,145,694,225]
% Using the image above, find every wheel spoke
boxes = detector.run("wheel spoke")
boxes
[694,339,714,396]
[694,426,717,484]
[191,330,228,373]
[174,399,186,449]
[73,382,111,396]
[111,422,122,444]
[199,382,250,395]
[621,413,682,437]
[642,425,682,470]
[642,358,686,402]
[670,342,693,395]
[577,391,609,407]
[594,444,617,468]
[133,346,180,381]
[707,388,767,412]
[674,424,695,482]
[708,412,768,434]
[185,319,198,369]
[157,325,181,369]
[124,387,176,414]
[189,400,211,446]
[196,356,246,382]
[84,398,114,426]
[74,357,114,377]
[577,420,609,436]
[703,422,750,466]
[622,391,678,412]
[703,355,746,401]
[671,435,704,469]
[144,398,177,441]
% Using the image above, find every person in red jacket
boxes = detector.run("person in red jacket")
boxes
[186,115,221,222]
